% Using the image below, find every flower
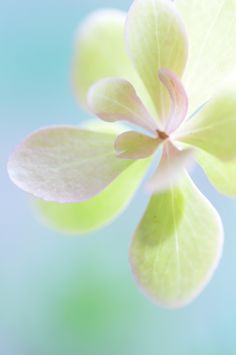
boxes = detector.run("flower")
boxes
[7,0,236,308]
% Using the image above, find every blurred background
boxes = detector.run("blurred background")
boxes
[1,1,236,354]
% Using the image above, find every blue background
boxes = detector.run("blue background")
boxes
[1,1,236,354]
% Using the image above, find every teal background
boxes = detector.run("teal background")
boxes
[1,1,236,354]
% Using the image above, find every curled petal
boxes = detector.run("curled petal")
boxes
[7,126,134,203]
[126,0,188,124]
[146,141,193,193]
[130,173,224,308]
[159,68,188,133]
[115,131,161,160]
[88,78,158,134]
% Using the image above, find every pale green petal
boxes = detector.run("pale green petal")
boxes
[88,78,158,133]
[130,174,223,308]
[115,131,161,160]
[8,126,133,203]
[176,0,236,114]
[147,142,193,193]
[126,0,188,124]
[73,10,129,107]
[79,118,127,135]
[175,84,236,160]
[197,150,236,197]
[34,158,151,234]
[72,10,148,110]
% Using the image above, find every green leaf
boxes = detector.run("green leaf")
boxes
[34,158,151,234]
[7,126,133,203]
[197,150,236,197]
[175,84,236,160]
[176,0,236,114]
[126,0,188,125]
[130,174,223,308]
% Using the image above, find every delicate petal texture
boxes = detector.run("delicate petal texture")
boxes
[88,78,159,134]
[73,10,130,107]
[72,10,148,110]
[130,174,223,308]
[176,0,236,114]
[159,68,188,133]
[115,131,161,160]
[126,0,188,124]
[7,126,133,203]
[197,151,236,197]
[147,142,193,193]
[175,85,236,160]
[34,158,151,234]
[79,119,127,135]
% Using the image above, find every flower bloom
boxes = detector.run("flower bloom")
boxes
[7,0,236,308]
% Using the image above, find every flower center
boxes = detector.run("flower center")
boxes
[157,130,169,140]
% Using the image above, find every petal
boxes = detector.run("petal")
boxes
[197,150,236,197]
[176,0,236,114]
[88,78,159,134]
[130,173,223,308]
[73,10,130,108]
[175,84,236,161]
[115,131,161,160]
[7,126,134,203]
[34,158,151,234]
[126,0,188,124]
[159,68,188,133]
[72,10,147,110]
[146,141,193,193]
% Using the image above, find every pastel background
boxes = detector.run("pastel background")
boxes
[1,1,236,354]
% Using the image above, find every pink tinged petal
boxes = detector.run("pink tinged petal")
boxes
[159,68,188,133]
[88,78,159,134]
[125,0,188,124]
[146,141,193,193]
[7,126,134,203]
[115,131,161,160]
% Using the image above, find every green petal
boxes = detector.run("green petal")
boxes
[115,131,161,160]
[8,126,133,203]
[73,10,144,109]
[73,10,128,107]
[147,142,193,193]
[175,84,236,160]
[34,158,151,234]
[176,0,236,114]
[197,150,236,197]
[88,78,158,134]
[130,174,223,308]
[126,0,188,124]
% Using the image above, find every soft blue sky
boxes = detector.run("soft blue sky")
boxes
[1,1,236,354]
